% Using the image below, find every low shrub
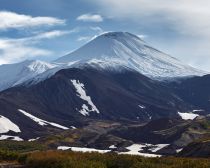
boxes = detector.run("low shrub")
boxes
[24,151,210,168]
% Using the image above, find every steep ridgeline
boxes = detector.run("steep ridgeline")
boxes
[0,60,56,91]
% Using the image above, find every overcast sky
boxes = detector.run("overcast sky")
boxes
[0,0,209,71]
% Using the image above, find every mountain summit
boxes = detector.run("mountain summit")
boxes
[55,32,204,78]
[0,32,205,91]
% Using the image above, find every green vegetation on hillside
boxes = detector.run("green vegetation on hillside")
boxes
[23,151,210,168]
[0,140,210,168]
[0,146,210,168]
[0,149,19,161]
[0,140,46,153]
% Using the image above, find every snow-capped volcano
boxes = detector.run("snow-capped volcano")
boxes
[55,32,204,78]
[0,32,206,91]
[0,60,56,91]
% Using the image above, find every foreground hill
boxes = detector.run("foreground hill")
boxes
[1,148,210,168]
[0,67,194,140]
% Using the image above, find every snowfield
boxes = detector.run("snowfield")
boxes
[57,146,110,153]
[58,143,169,157]
[0,135,23,141]
[193,109,204,112]
[176,148,183,153]
[149,144,170,153]
[18,109,69,129]
[28,137,40,142]
[109,145,117,149]
[71,79,100,116]
[119,143,168,157]
[178,112,199,120]
[0,115,21,133]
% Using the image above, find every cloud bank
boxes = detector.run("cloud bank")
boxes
[0,11,65,30]
[86,0,210,71]
[0,29,75,64]
[77,14,103,22]
[88,0,210,37]
[0,10,77,64]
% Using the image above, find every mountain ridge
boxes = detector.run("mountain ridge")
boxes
[0,31,206,91]
[55,31,205,78]
[0,60,56,91]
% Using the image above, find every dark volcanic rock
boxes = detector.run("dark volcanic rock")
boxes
[169,74,210,114]
[178,141,210,157]
[0,68,191,138]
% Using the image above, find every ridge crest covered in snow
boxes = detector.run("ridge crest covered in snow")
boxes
[54,32,205,78]
[0,32,206,91]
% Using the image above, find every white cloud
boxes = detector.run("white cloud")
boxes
[88,0,210,37]
[77,27,105,43]
[76,14,103,22]
[0,30,74,64]
[0,11,65,30]
[23,29,78,42]
[87,0,210,71]
[0,42,51,64]
[34,30,69,39]
[77,36,92,42]
[90,26,104,34]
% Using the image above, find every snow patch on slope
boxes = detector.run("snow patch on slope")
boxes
[149,144,169,153]
[0,115,21,133]
[176,148,183,153]
[138,105,152,119]
[18,109,69,130]
[138,105,146,109]
[28,137,40,142]
[0,135,23,141]
[71,80,100,116]
[120,144,161,157]
[178,112,199,120]
[109,145,117,149]
[193,109,204,112]
[58,143,169,157]
[57,146,110,153]
[120,143,169,157]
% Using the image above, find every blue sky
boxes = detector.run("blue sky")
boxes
[0,0,210,71]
